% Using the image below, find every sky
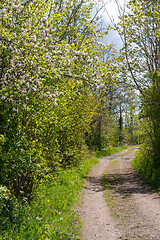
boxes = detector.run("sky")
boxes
[96,0,128,51]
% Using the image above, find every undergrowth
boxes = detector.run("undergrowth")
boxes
[0,153,98,240]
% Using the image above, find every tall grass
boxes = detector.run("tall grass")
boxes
[0,154,98,240]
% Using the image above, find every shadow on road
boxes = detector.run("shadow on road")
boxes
[103,169,159,198]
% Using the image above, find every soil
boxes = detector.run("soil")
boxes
[79,147,160,240]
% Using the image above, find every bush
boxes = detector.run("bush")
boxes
[131,144,160,190]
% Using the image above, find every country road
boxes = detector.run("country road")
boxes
[79,147,160,240]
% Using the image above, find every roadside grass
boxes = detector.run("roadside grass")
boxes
[96,145,131,158]
[0,153,98,240]
[96,145,140,158]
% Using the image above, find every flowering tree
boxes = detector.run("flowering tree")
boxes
[0,0,113,199]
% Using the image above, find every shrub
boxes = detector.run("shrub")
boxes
[131,143,160,190]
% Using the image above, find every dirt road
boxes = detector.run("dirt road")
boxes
[79,147,160,240]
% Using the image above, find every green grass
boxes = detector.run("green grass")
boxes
[109,160,120,166]
[102,174,119,217]
[0,154,98,240]
[96,145,129,158]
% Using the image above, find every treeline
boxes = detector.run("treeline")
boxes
[116,0,160,188]
[0,0,103,201]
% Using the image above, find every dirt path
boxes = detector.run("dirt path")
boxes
[79,147,160,240]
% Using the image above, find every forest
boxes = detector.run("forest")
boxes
[0,0,160,239]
